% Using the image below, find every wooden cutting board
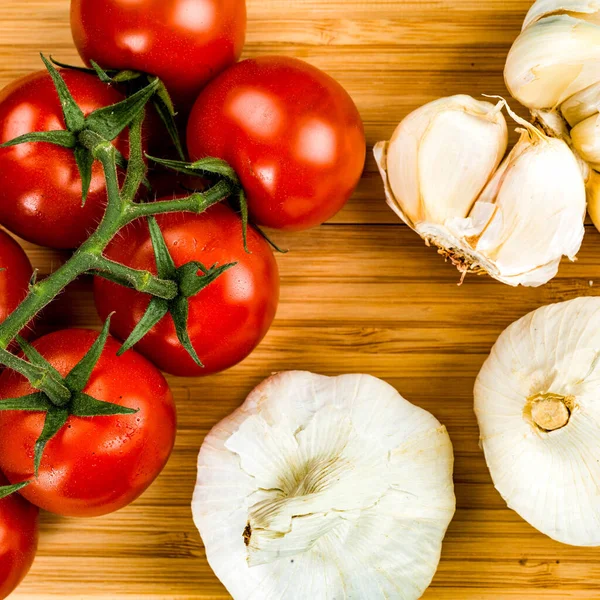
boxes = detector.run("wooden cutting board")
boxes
[3,0,599,598]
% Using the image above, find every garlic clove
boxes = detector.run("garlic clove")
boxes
[475,297,600,546]
[561,80,600,126]
[505,14,600,110]
[523,0,600,29]
[586,168,600,232]
[376,95,507,227]
[570,112,600,167]
[466,128,586,283]
[193,371,456,600]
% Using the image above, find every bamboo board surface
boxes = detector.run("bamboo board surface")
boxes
[2,0,599,598]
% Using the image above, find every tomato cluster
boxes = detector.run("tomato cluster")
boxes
[0,0,365,596]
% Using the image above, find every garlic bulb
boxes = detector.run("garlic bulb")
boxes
[193,371,455,600]
[504,1,600,236]
[375,97,586,287]
[475,297,600,546]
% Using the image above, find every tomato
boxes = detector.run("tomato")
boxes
[0,229,33,331]
[0,472,38,600]
[94,204,279,377]
[0,70,130,249]
[0,329,176,517]
[70,0,247,112]
[186,56,366,231]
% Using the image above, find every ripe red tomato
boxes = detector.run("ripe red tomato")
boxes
[71,0,247,111]
[0,229,33,329]
[0,329,176,517]
[94,204,279,377]
[0,472,38,600]
[187,56,366,231]
[0,70,130,249]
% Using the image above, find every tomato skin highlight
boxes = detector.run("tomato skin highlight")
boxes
[0,473,38,600]
[186,56,366,231]
[94,204,279,377]
[0,229,33,329]
[0,329,176,518]
[71,0,247,112]
[0,70,130,249]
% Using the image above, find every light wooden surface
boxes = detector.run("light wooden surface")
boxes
[2,0,600,598]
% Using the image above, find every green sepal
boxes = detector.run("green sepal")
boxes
[90,60,142,84]
[34,406,69,476]
[0,481,30,500]
[65,316,112,393]
[16,336,63,382]
[148,217,177,279]
[0,392,52,412]
[85,78,160,142]
[28,269,39,289]
[147,155,240,186]
[152,97,184,160]
[89,60,113,83]
[70,392,138,417]
[0,130,76,149]
[117,297,169,356]
[74,147,94,206]
[49,56,98,76]
[40,54,86,132]
[170,296,203,367]
[177,261,237,298]
[152,81,185,160]
[252,224,289,254]
[238,188,250,253]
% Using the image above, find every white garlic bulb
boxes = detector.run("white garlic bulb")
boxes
[475,297,600,546]
[375,97,586,287]
[193,371,456,600]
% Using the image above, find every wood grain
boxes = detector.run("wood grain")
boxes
[2,0,599,598]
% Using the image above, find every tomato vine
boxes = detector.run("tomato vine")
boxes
[0,56,241,497]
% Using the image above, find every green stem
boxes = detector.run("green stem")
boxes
[91,256,178,300]
[120,112,147,203]
[0,256,91,349]
[124,180,232,222]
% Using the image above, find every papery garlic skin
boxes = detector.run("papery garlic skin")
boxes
[382,95,508,226]
[505,14,600,110]
[475,297,600,546]
[193,371,456,600]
